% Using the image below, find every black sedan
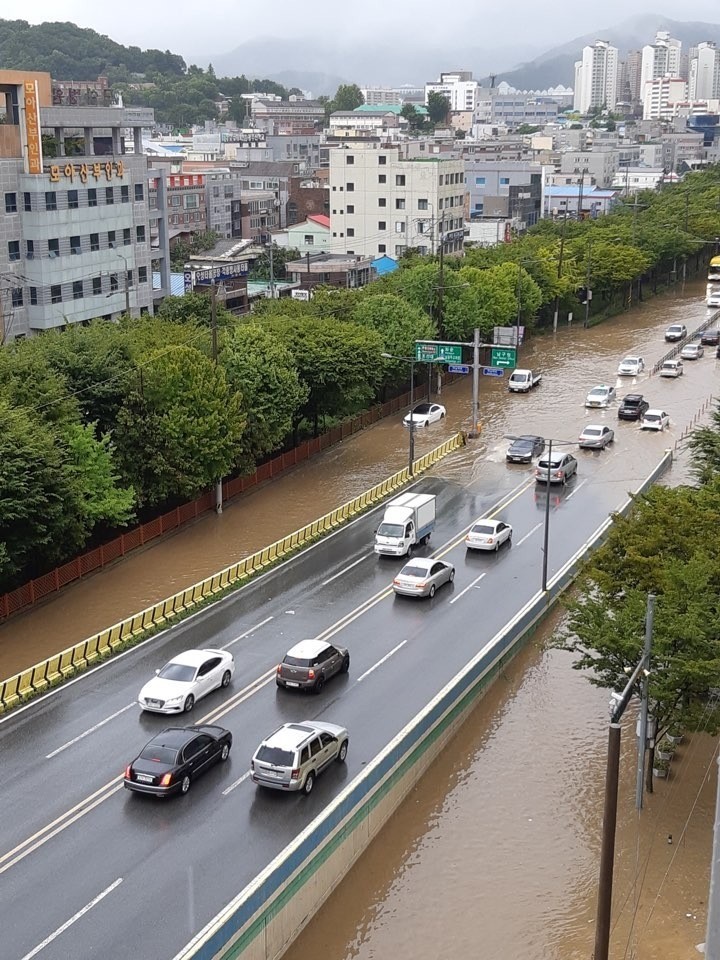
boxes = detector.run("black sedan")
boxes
[701,328,720,346]
[618,394,649,421]
[124,724,232,797]
[506,435,545,463]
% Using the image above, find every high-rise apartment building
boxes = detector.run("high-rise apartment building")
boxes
[643,76,688,120]
[640,31,682,101]
[689,42,720,100]
[573,41,619,113]
[425,71,479,112]
[329,142,465,260]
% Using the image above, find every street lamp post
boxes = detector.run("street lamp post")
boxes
[383,352,416,477]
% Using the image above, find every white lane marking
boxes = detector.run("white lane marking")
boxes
[321,554,368,586]
[566,479,588,500]
[19,877,123,960]
[45,703,136,759]
[356,641,407,682]
[221,615,274,649]
[517,522,543,547]
[205,673,276,724]
[222,771,251,796]
[449,572,487,605]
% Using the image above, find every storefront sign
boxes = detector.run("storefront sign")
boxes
[23,81,42,175]
[49,160,125,183]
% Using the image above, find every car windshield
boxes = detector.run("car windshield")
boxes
[589,388,607,397]
[157,663,197,682]
[645,414,660,421]
[583,429,602,436]
[139,745,178,764]
[471,524,495,535]
[624,397,642,405]
[256,746,294,766]
[621,358,638,364]
[668,326,683,333]
[411,403,432,414]
[377,522,405,538]
[400,564,429,578]
[283,655,311,667]
[511,439,533,449]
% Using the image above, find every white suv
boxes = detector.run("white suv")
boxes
[251,721,349,795]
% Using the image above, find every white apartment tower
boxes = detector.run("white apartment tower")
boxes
[689,42,720,100]
[425,71,479,112]
[573,41,619,113]
[329,142,465,260]
[640,31,682,100]
[643,76,688,119]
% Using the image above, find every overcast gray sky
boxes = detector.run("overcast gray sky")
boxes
[19,0,720,61]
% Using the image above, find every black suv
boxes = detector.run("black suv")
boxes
[618,394,649,421]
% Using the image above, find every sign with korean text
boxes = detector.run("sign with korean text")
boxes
[49,160,125,184]
[483,367,505,377]
[23,81,43,175]
[447,364,469,374]
[490,346,517,368]
[415,342,463,364]
[191,262,249,284]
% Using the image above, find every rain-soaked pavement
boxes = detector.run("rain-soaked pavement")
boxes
[1,280,718,960]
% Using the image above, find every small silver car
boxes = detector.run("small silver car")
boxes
[392,557,455,598]
[251,720,349,794]
[535,452,578,485]
[680,342,704,360]
[659,359,683,378]
[465,519,513,552]
[578,424,614,449]
[276,639,349,693]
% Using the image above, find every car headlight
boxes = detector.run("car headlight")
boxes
[165,695,184,705]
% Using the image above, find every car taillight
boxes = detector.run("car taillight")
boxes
[125,765,132,779]
[307,668,315,679]
[291,768,300,780]
[160,773,172,787]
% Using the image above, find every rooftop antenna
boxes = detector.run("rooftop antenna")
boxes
[489,74,497,89]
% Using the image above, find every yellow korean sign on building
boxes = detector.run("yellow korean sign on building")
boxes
[23,80,43,175]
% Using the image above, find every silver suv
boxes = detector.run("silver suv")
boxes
[276,639,349,693]
[251,721,349,794]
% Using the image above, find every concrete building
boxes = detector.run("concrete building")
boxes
[285,252,374,292]
[476,94,560,128]
[203,170,278,241]
[184,240,256,315]
[640,32,682,101]
[328,109,402,137]
[360,87,403,106]
[0,69,168,341]
[689,42,720,101]
[272,214,330,254]
[425,71,479,112]
[573,41,619,113]
[464,160,542,229]
[250,99,326,135]
[329,141,465,260]
[287,175,328,225]
[543,184,618,219]
[643,76,688,119]
[159,172,207,242]
[559,149,618,188]
[611,166,666,193]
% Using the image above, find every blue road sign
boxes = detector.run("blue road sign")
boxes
[447,364,470,374]
[482,367,505,377]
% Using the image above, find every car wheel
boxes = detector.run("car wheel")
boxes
[220,743,230,761]
[440,412,446,419]
[494,541,499,552]
[429,584,436,598]
[561,476,566,486]
[221,670,232,688]
[406,542,414,558]
[424,421,430,428]
[183,694,195,713]
[507,533,512,545]
[341,655,350,673]
[314,675,325,694]
[337,740,349,763]
[303,772,315,795]
[449,568,455,582]
[181,775,191,794]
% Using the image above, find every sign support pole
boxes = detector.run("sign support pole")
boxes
[468,328,480,438]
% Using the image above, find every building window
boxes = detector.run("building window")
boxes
[378,220,387,230]
[127,270,134,287]
[11,288,22,307]
[30,286,37,306]
[123,228,131,246]
[134,183,144,201]
[395,175,406,186]
[347,227,355,237]
[136,225,146,243]
[110,274,119,293]
[346,155,354,164]
[395,199,406,210]
[88,188,97,207]
[105,187,114,205]
[378,244,386,252]
[378,174,386,184]
[108,230,116,249]
[73,280,83,300]
[121,185,129,203]
[8,240,20,262]
[303,234,314,245]
[418,199,429,210]
[68,189,79,209]
[5,193,17,213]
[90,233,100,252]
[23,192,31,212]
[347,204,354,213]
[346,182,355,192]
[379,198,387,207]
[395,221,406,233]
[26,240,34,259]
[70,236,81,255]
[45,191,57,211]
[138,266,148,283]
[379,155,387,165]
[500,177,510,185]
[51,284,62,304]
[48,238,60,259]
[92,276,102,296]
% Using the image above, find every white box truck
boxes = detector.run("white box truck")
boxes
[374,492,437,557]
[508,368,542,392]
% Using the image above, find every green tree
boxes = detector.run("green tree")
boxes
[400,103,427,133]
[351,294,437,384]
[114,346,245,506]
[63,422,136,530]
[329,83,365,113]
[426,91,450,125]
[687,400,720,483]
[249,245,301,281]
[157,292,234,328]
[221,323,307,468]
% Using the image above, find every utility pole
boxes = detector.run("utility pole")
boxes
[408,358,416,476]
[584,238,592,329]
[269,243,276,300]
[468,327,480,439]
[541,438,553,592]
[705,755,720,960]
[553,214,567,332]
[635,594,655,808]
[436,214,445,330]
[515,261,523,349]
[211,282,222,516]
[124,269,130,316]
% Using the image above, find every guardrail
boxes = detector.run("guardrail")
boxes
[0,433,465,715]
[171,449,674,960]
[650,307,720,375]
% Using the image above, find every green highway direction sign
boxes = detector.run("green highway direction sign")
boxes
[490,346,517,368]
[415,342,463,364]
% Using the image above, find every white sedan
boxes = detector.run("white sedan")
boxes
[403,402,446,427]
[138,648,235,714]
[465,519,513,552]
[585,385,616,408]
[617,356,645,376]
[578,424,614,449]
[640,409,670,432]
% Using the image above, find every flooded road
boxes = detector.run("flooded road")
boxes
[0,280,715,676]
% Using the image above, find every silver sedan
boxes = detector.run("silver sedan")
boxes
[578,424,615,449]
[392,558,455,598]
